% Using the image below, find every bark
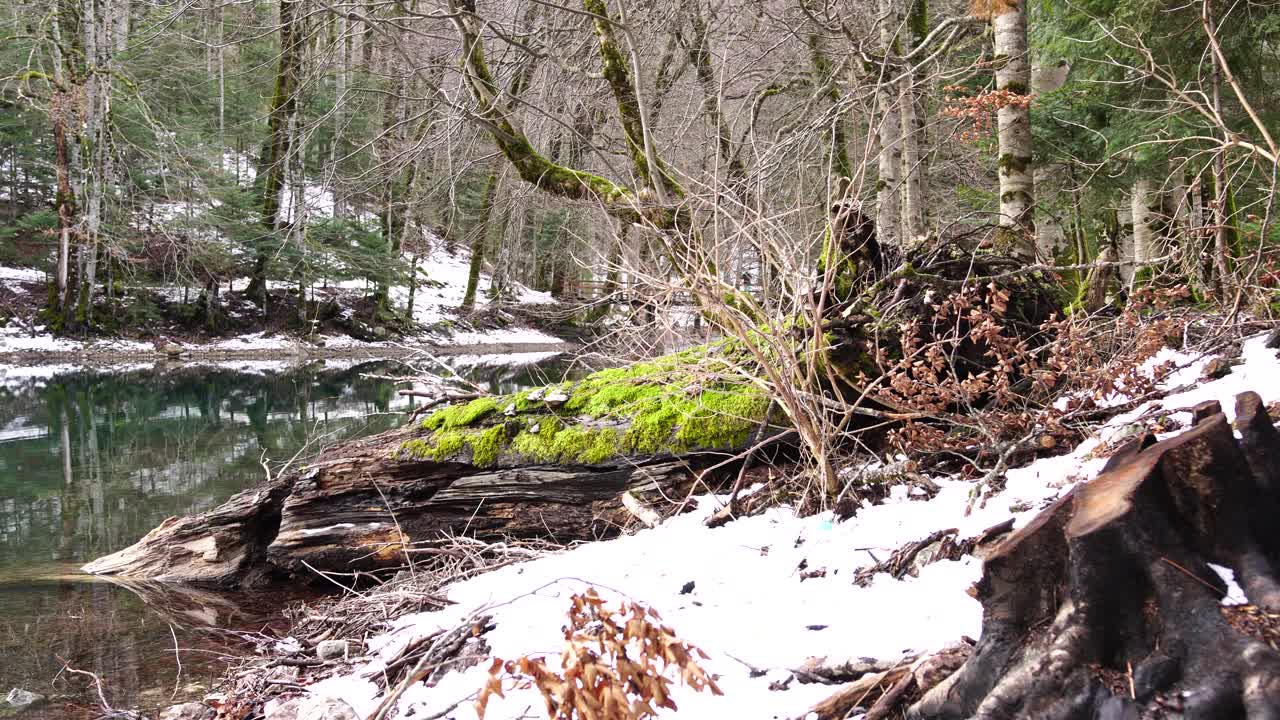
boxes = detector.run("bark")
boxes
[52,110,75,323]
[876,0,904,249]
[1032,61,1069,259]
[899,0,929,247]
[990,0,1035,259]
[910,391,1280,719]
[462,160,501,310]
[248,0,303,306]
[82,416,758,588]
[1130,177,1156,290]
[807,32,852,186]
[582,0,677,200]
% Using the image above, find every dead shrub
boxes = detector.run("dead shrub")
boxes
[476,588,721,720]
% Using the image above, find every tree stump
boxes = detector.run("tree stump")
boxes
[910,390,1280,719]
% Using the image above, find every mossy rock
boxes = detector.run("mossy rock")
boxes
[399,343,774,468]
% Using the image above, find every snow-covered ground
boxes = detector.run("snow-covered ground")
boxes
[273,332,1279,720]
[0,350,569,393]
[0,252,563,358]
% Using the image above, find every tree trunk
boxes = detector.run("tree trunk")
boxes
[899,0,928,247]
[910,392,1280,719]
[1032,61,1069,259]
[248,0,303,306]
[51,112,75,325]
[462,162,500,310]
[876,0,904,250]
[1130,177,1156,290]
[990,0,1035,259]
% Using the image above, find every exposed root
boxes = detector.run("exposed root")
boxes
[909,390,1280,719]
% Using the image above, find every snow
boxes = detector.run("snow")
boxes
[446,327,563,346]
[0,325,77,353]
[283,331,1280,720]
[0,266,43,283]
[193,332,297,352]
[0,258,565,356]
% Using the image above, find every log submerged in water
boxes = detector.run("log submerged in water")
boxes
[84,348,783,587]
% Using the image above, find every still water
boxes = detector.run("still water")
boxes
[0,354,575,718]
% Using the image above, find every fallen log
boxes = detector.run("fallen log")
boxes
[84,347,784,587]
[909,390,1280,719]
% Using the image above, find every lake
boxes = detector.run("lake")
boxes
[0,353,577,718]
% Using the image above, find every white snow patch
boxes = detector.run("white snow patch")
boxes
[1209,564,1249,606]
[0,265,44,283]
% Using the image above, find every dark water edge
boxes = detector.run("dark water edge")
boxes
[0,355,580,718]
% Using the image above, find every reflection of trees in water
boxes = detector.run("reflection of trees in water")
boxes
[0,357,583,569]
[0,362,410,568]
[0,355,583,716]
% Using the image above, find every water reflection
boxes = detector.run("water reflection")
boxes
[0,354,576,717]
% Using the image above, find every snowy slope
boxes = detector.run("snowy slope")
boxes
[277,332,1279,720]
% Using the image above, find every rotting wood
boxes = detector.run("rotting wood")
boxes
[82,423,726,587]
[908,390,1280,719]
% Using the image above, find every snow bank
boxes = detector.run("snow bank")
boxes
[290,332,1280,720]
[0,259,564,355]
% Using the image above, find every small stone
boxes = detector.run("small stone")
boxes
[316,640,349,660]
[503,403,516,416]
[527,388,545,401]
[529,423,540,434]
[1201,356,1238,380]
[162,343,185,357]
[544,391,569,406]
[372,326,389,339]
[4,689,45,709]
[160,702,214,720]
[265,695,358,720]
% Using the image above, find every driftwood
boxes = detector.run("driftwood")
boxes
[909,390,1280,719]
[82,424,715,587]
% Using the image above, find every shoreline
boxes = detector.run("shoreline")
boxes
[0,339,577,368]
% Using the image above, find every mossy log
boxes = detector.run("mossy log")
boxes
[83,348,781,588]
[909,390,1280,719]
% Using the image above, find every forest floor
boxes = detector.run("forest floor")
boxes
[0,251,572,366]
[194,330,1280,720]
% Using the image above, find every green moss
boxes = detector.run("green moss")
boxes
[997,154,1031,174]
[406,342,773,468]
[421,397,500,431]
[399,431,466,461]
[510,418,622,465]
[469,425,508,467]
[625,402,684,454]
[552,426,624,465]
[673,390,771,450]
